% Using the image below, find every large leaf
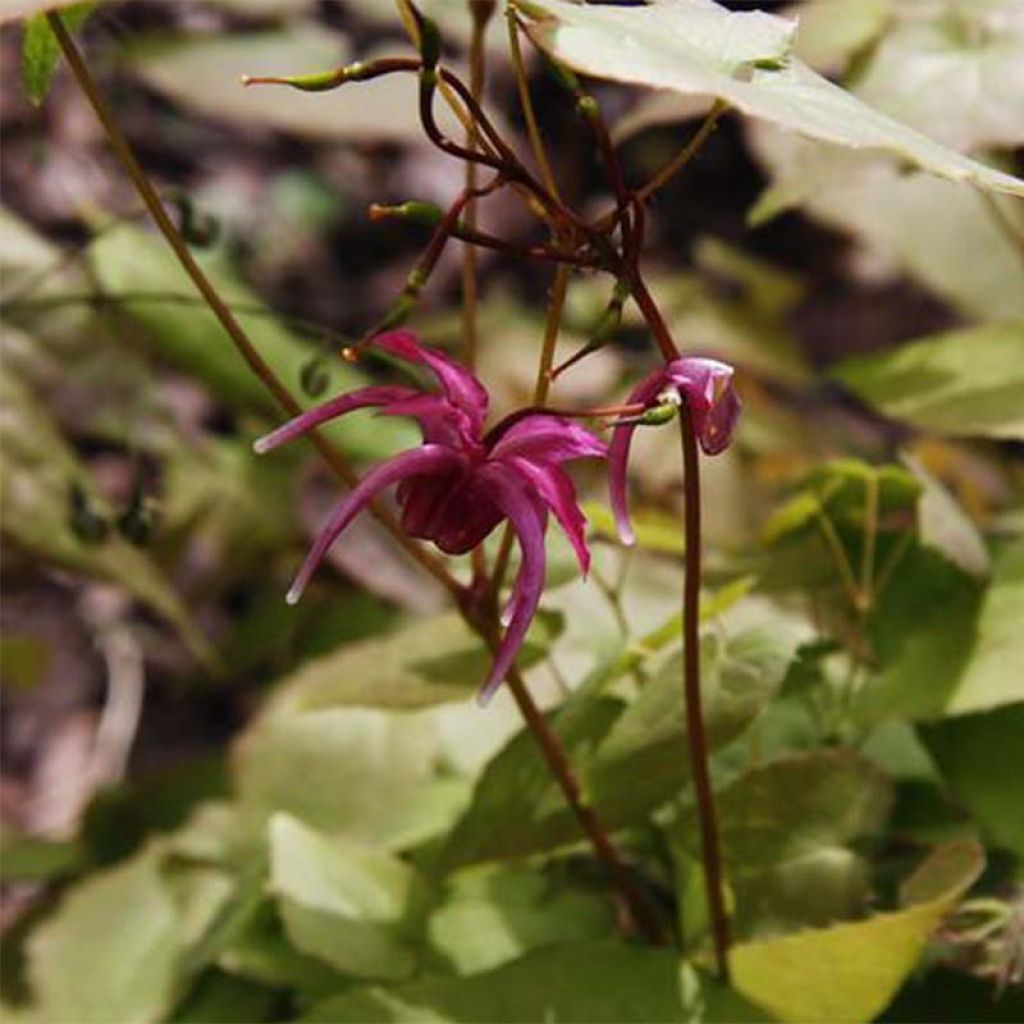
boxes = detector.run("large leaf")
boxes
[516,0,1024,198]
[854,2,1024,151]
[234,614,529,848]
[27,846,183,1024]
[585,625,804,825]
[921,703,1024,861]
[302,942,760,1023]
[747,127,1024,322]
[427,864,614,975]
[88,224,413,460]
[268,814,421,980]
[126,29,462,143]
[860,541,1024,721]
[0,365,210,660]
[833,323,1024,441]
[731,841,984,1024]
[678,750,892,937]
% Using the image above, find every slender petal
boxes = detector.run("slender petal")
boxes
[379,393,480,450]
[608,371,669,546]
[374,330,489,433]
[253,386,418,454]
[285,445,463,604]
[488,413,607,465]
[475,466,548,706]
[505,456,591,575]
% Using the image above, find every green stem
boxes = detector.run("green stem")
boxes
[679,408,731,981]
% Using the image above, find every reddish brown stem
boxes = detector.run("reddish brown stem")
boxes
[679,407,731,980]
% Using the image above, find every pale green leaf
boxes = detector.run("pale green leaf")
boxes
[125,29,463,144]
[0,366,211,661]
[833,323,1024,441]
[302,942,757,1023]
[88,224,413,460]
[748,128,1024,322]
[855,4,1024,151]
[517,0,1024,197]
[860,541,1024,720]
[905,454,990,579]
[678,750,891,936]
[731,842,984,1024]
[28,846,183,1024]
[427,865,614,975]
[585,625,801,827]
[790,0,892,70]
[268,814,420,980]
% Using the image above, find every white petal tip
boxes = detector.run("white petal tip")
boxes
[252,438,271,455]
[285,587,302,606]
[620,532,636,548]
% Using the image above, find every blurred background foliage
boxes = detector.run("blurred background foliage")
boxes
[1,0,1023,1021]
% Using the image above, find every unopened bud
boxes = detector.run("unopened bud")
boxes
[300,357,330,397]
[69,482,108,544]
[368,201,445,228]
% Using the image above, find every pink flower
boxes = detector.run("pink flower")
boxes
[609,357,740,545]
[254,330,606,704]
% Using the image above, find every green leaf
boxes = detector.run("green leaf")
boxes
[585,625,803,826]
[0,366,211,662]
[302,942,752,1023]
[678,750,891,937]
[428,865,615,976]
[0,835,85,884]
[860,541,1024,720]
[833,323,1024,441]
[762,459,921,545]
[170,970,278,1024]
[921,703,1024,860]
[268,814,421,980]
[854,3,1024,151]
[124,28,464,144]
[516,0,1024,198]
[27,846,183,1024]
[907,455,990,580]
[439,696,624,868]
[21,5,92,105]
[234,614,536,848]
[731,841,984,1024]
[748,129,1024,322]
[87,224,413,460]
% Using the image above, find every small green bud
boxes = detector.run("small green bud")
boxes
[369,201,445,228]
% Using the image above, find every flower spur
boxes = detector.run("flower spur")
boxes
[609,357,740,545]
[254,330,606,704]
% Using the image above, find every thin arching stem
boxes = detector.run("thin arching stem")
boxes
[679,408,731,981]
[47,11,462,600]
[506,9,562,204]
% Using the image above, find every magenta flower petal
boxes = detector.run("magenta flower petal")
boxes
[285,444,463,604]
[608,372,670,546]
[506,456,591,575]
[475,466,548,706]
[489,414,608,465]
[665,357,740,456]
[380,394,480,450]
[253,386,419,455]
[374,330,489,434]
